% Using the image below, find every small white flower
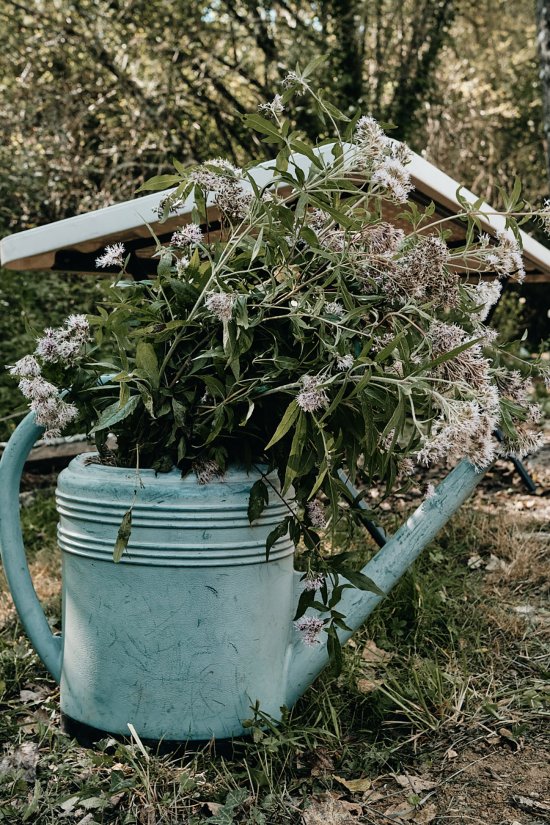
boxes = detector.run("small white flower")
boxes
[31,395,78,441]
[539,198,550,234]
[336,354,354,371]
[324,301,345,317]
[18,376,58,401]
[371,158,412,203]
[65,314,90,336]
[294,616,325,646]
[303,572,325,591]
[205,292,234,322]
[95,243,126,269]
[35,319,89,365]
[398,457,415,478]
[472,280,502,322]
[7,355,41,378]
[307,499,326,528]
[175,256,190,277]
[297,376,329,413]
[282,71,307,94]
[259,94,285,118]
[171,224,203,247]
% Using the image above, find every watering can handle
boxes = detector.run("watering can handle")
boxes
[0,412,63,682]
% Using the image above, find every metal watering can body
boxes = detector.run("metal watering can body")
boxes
[0,412,484,742]
[55,454,300,740]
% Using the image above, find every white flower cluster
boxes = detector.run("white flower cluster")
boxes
[353,117,413,203]
[190,162,254,221]
[95,243,126,269]
[35,315,90,365]
[503,430,544,459]
[388,236,455,306]
[205,291,234,321]
[307,499,326,528]
[297,375,329,413]
[7,316,90,440]
[294,616,325,645]
[324,300,345,317]
[171,223,203,248]
[471,280,502,322]
[428,321,495,399]
[336,354,354,371]
[302,572,325,591]
[483,231,525,282]
[282,71,307,95]
[9,358,78,440]
[539,199,550,234]
[175,256,190,277]
[417,399,498,470]
[259,93,285,119]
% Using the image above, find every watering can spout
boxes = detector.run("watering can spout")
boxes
[285,459,483,707]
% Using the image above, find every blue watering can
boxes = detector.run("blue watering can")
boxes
[0,410,483,743]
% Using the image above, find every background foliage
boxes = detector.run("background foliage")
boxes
[1,0,549,439]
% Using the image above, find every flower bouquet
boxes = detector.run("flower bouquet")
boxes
[8,65,548,655]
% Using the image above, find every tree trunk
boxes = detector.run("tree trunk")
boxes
[324,0,364,111]
[536,0,550,187]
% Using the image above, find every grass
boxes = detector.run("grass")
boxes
[0,489,548,824]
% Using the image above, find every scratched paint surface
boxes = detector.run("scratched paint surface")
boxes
[56,457,298,740]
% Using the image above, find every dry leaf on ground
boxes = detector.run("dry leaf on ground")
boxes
[361,640,393,666]
[383,801,416,820]
[356,677,382,694]
[394,774,437,793]
[333,775,371,793]
[0,742,39,781]
[302,793,362,824]
[310,747,335,776]
[413,802,437,823]
[203,801,223,815]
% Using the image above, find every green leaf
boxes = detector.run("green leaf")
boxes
[309,461,328,498]
[374,329,406,363]
[265,517,292,561]
[172,158,188,175]
[89,395,140,434]
[242,113,284,143]
[339,569,385,596]
[264,399,299,450]
[293,587,316,621]
[157,252,173,277]
[301,54,328,78]
[417,335,485,374]
[283,411,307,493]
[327,623,343,675]
[321,99,350,122]
[289,138,324,169]
[136,174,182,192]
[136,341,160,389]
[113,508,132,562]
[250,227,264,263]
[247,479,269,523]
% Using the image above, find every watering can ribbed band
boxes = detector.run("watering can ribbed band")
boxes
[57,525,295,566]
[55,491,292,528]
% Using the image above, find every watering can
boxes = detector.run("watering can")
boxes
[0,410,483,744]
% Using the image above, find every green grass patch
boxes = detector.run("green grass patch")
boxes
[0,500,547,823]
